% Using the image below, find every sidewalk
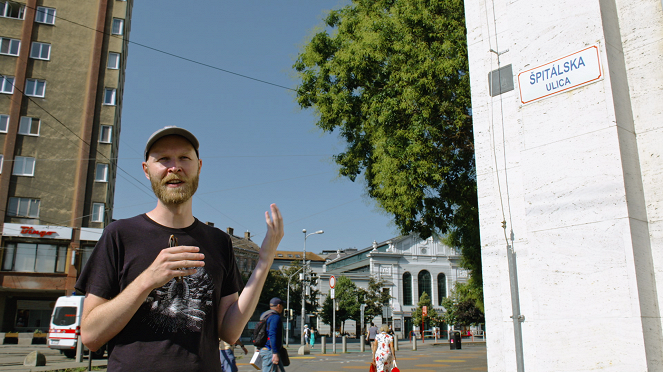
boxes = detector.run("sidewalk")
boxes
[0,339,486,371]
[243,339,486,372]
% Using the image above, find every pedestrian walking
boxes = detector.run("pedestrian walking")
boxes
[260,298,286,372]
[304,324,311,345]
[221,340,248,372]
[371,325,397,372]
[309,327,316,347]
[367,322,379,343]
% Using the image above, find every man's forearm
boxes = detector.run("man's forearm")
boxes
[81,277,153,351]
[218,257,272,341]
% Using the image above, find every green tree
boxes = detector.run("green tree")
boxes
[259,261,320,321]
[358,276,392,325]
[412,292,441,329]
[294,0,481,291]
[441,282,485,326]
[320,276,360,333]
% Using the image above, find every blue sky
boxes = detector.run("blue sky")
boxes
[112,1,400,254]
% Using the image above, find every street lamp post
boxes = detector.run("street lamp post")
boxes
[282,267,303,347]
[301,229,323,346]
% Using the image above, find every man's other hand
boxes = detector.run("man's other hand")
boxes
[260,204,284,260]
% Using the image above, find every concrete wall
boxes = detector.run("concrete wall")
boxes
[464,0,663,371]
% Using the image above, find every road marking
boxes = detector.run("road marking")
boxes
[416,364,452,367]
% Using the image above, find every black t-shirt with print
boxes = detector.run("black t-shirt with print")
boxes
[75,214,244,372]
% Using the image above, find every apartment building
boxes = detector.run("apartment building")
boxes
[0,0,132,332]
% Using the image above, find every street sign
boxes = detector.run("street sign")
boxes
[518,44,602,105]
[329,275,336,289]
[422,306,428,316]
[330,288,335,299]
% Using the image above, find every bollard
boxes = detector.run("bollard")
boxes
[412,335,417,351]
[394,334,398,351]
[360,335,365,352]
[76,335,84,363]
[342,335,347,353]
[321,336,326,354]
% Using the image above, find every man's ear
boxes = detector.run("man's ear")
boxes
[142,162,150,180]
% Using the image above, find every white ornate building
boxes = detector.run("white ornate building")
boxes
[315,235,469,338]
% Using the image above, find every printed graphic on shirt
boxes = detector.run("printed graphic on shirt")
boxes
[142,267,214,333]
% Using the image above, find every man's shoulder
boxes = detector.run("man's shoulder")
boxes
[105,214,148,229]
[191,218,231,239]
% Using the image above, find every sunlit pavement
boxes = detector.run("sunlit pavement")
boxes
[238,341,487,372]
[0,340,486,371]
[0,345,107,371]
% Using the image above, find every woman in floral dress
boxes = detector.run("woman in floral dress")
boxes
[371,325,397,372]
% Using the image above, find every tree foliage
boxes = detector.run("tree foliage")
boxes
[320,276,359,333]
[294,0,481,288]
[358,276,392,325]
[319,275,392,333]
[259,261,320,321]
[441,282,485,326]
[412,292,441,327]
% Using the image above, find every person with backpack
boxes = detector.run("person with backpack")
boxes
[259,298,286,372]
[304,324,311,345]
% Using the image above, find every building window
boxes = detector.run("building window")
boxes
[418,270,432,303]
[95,163,108,182]
[0,1,25,19]
[18,117,39,136]
[0,37,20,56]
[0,114,8,132]
[107,52,120,69]
[13,156,35,176]
[111,18,124,35]
[80,245,95,269]
[35,6,55,24]
[7,197,40,218]
[0,75,14,94]
[30,42,50,60]
[25,79,46,97]
[2,243,67,273]
[99,125,112,143]
[437,273,447,305]
[91,203,104,222]
[103,88,116,105]
[403,272,412,306]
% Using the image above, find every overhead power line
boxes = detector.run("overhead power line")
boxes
[23,3,296,92]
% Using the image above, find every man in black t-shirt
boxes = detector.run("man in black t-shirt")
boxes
[75,126,283,372]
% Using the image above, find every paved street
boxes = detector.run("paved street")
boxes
[239,340,487,372]
[0,340,486,372]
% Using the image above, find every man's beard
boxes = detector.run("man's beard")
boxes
[149,171,199,205]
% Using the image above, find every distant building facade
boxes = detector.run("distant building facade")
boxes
[312,235,468,339]
[225,226,259,277]
[0,0,133,331]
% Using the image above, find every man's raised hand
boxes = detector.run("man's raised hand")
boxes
[260,204,283,259]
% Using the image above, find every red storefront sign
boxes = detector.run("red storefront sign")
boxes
[20,226,56,238]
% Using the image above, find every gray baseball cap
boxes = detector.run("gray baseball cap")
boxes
[144,126,199,161]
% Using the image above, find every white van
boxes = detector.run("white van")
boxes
[48,295,105,358]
